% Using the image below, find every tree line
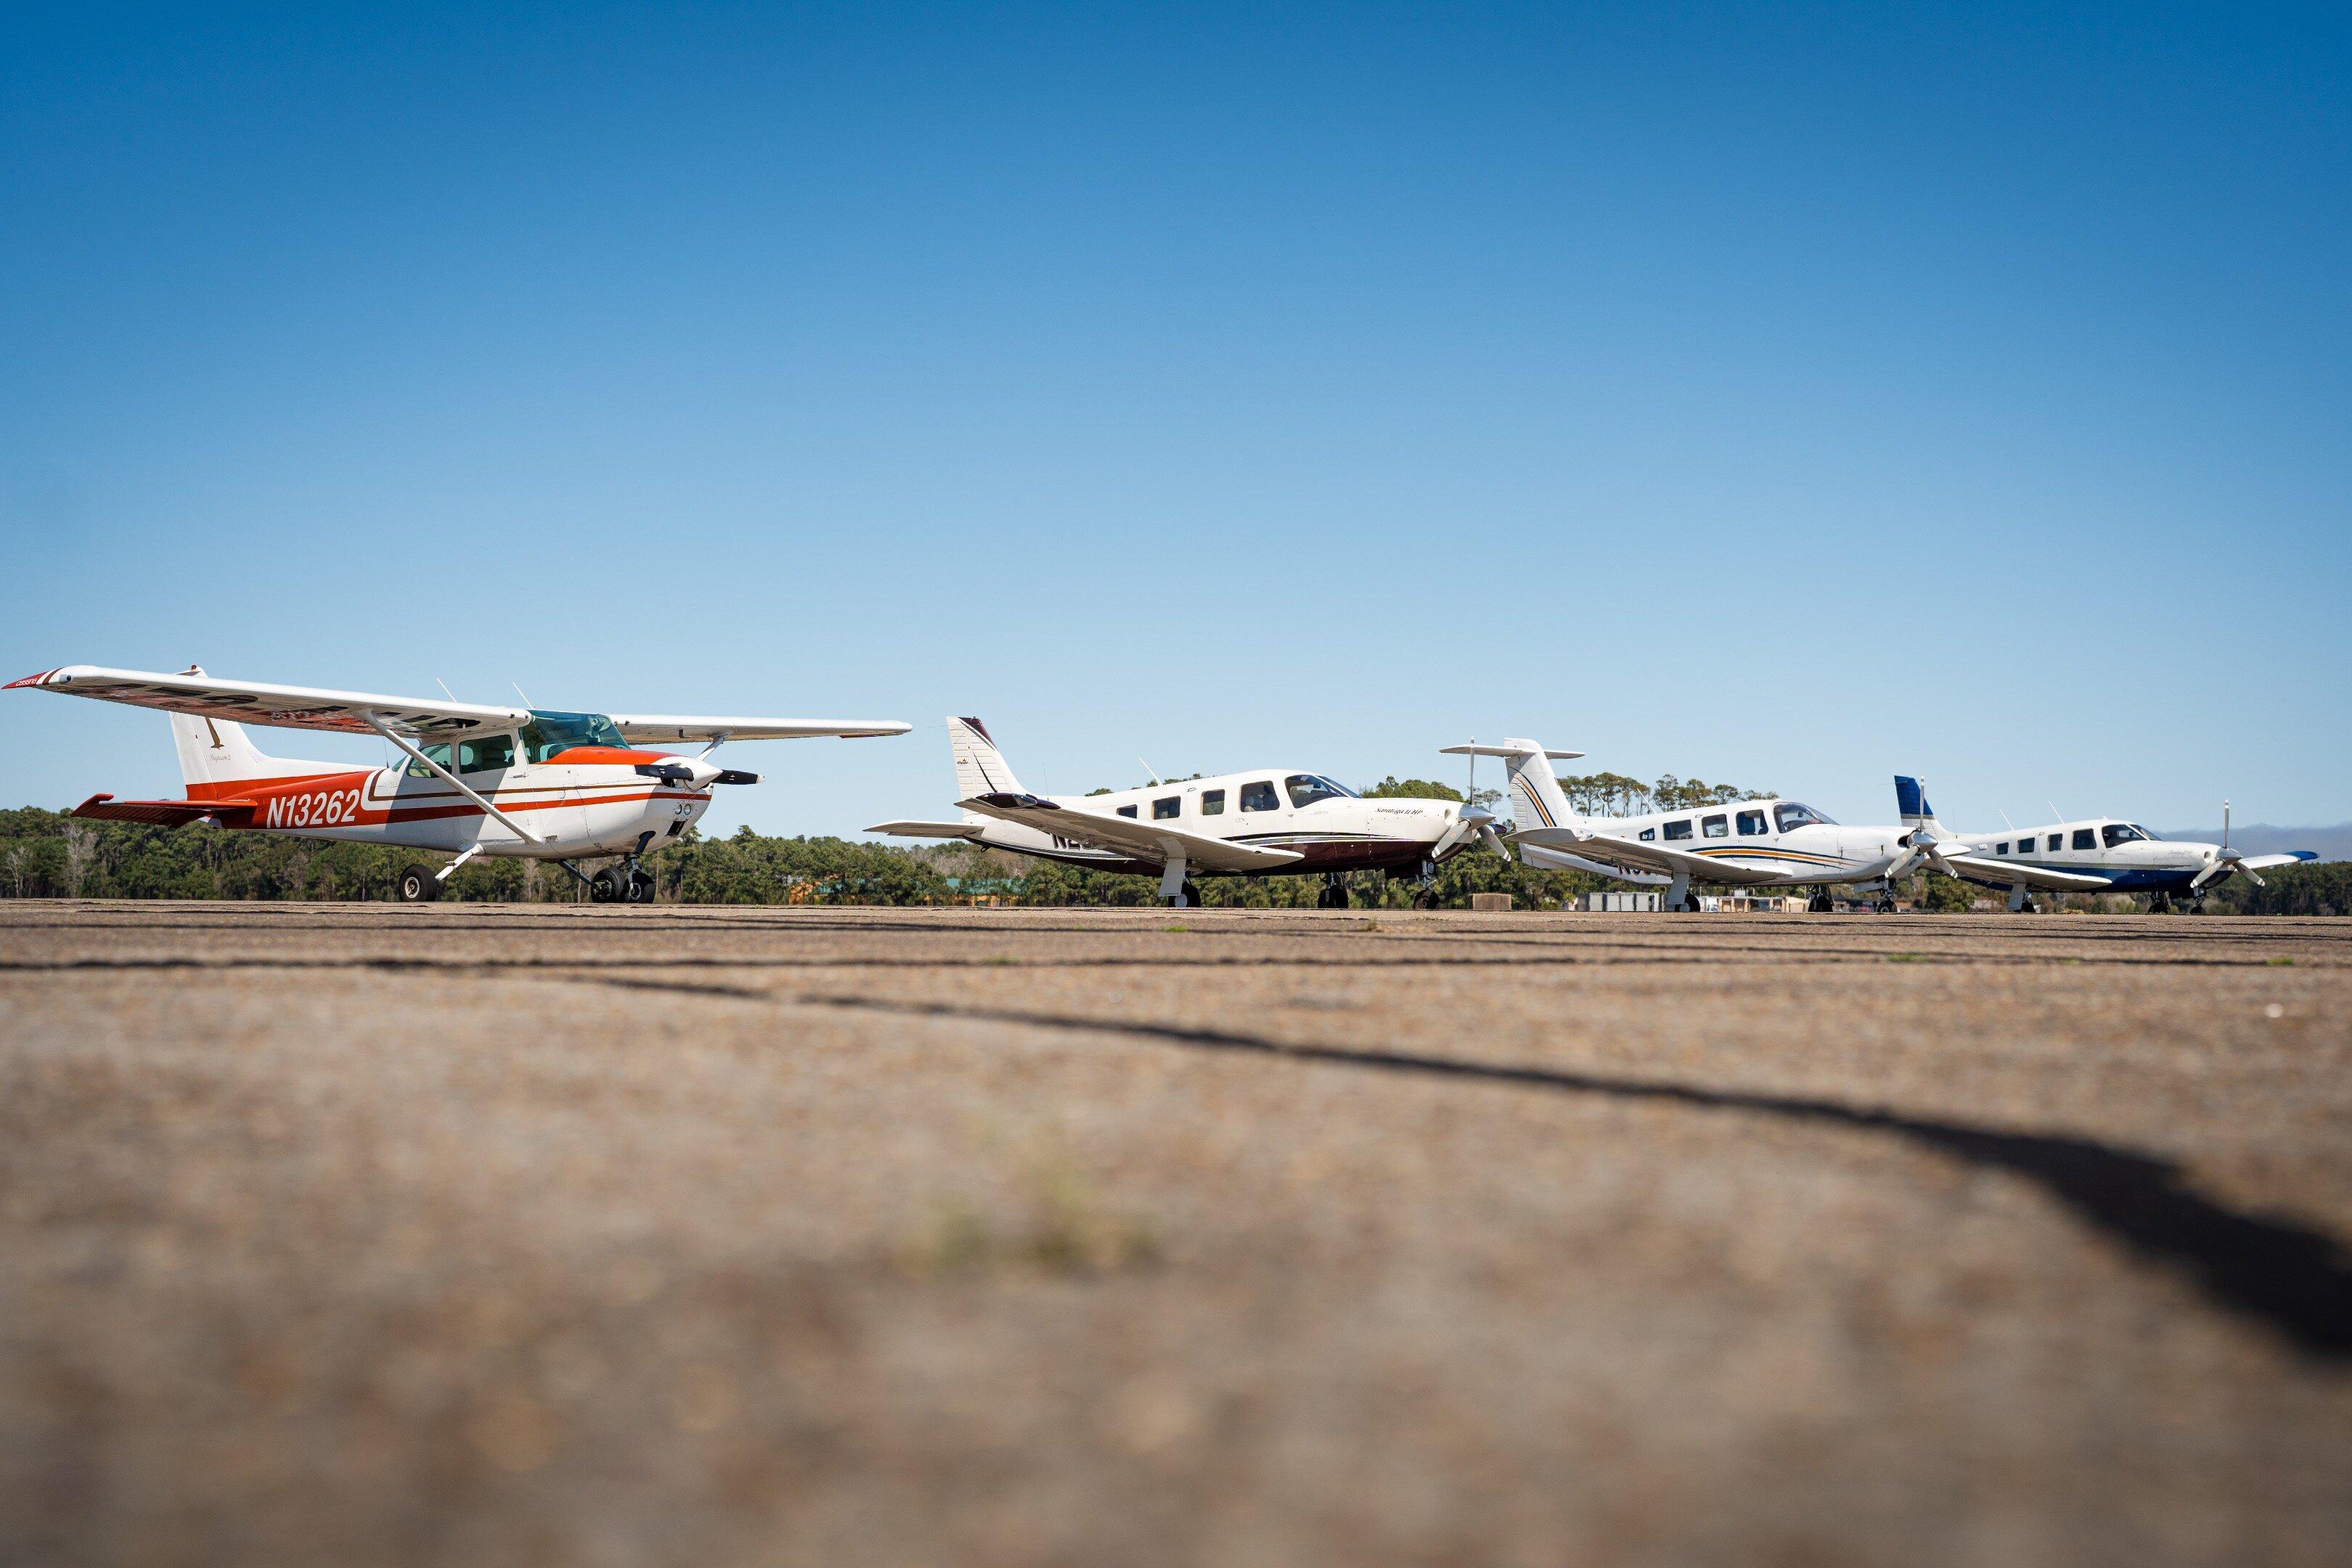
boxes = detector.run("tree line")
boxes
[1,784,2340,913]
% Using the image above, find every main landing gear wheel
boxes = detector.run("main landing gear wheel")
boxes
[2148,891,2174,914]
[1180,880,1202,909]
[589,867,626,903]
[1807,891,1834,913]
[396,865,441,903]
[1874,895,1899,914]
[1318,879,1353,910]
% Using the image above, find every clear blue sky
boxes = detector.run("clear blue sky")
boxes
[5,3,2347,837]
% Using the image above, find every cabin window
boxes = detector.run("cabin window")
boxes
[1638,828,1656,841]
[1663,820,1694,841]
[2102,823,2149,847]
[1200,789,1225,815]
[1153,796,1180,820]
[404,743,453,779]
[2072,828,2096,850]
[1736,809,1767,836]
[2046,833,2062,852]
[1702,814,1729,838]
[1996,841,2009,855]
[458,734,515,773]
[1773,802,1833,833]
[1240,781,1280,812]
[1117,804,1138,819]
[1286,775,1355,809]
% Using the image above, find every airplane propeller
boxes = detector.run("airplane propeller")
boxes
[1884,825,1964,885]
[1434,740,1516,862]
[2190,799,2261,890]
[636,759,761,788]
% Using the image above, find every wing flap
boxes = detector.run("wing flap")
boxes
[958,793,1304,872]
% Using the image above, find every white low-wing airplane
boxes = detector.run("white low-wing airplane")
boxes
[8,664,910,902]
[1894,777,2317,912]
[871,716,1507,907]
[1462,737,2118,912]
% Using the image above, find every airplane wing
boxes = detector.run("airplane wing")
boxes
[1940,854,2111,891]
[8,665,524,737]
[1511,826,1785,886]
[957,793,1304,873]
[869,820,985,840]
[2239,852,2319,871]
[611,715,912,742]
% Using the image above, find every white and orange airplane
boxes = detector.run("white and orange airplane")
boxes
[7,664,910,902]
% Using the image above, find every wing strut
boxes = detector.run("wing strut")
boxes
[363,711,543,849]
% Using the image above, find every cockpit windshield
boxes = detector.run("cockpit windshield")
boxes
[1285,775,1357,809]
[1773,801,1834,833]
[521,710,626,763]
[2102,822,2153,848]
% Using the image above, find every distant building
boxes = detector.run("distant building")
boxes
[1576,891,1661,912]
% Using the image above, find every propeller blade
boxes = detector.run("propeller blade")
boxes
[2243,866,2266,889]
[2189,857,2231,891]
[1479,822,1516,863]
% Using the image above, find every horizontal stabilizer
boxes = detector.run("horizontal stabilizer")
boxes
[1440,743,1585,760]
[870,820,986,840]
[70,792,254,827]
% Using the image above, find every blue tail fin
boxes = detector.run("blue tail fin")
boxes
[1894,775,1934,828]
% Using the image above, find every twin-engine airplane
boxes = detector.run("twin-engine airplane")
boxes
[872,717,1506,906]
[8,664,910,902]
[1895,779,2316,913]
[1471,738,2115,912]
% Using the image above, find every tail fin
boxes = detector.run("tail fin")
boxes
[1440,738,1588,833]
[167,667,334,799]
[172,712,326,799]
[948,716,1024,800]
[1894,775,1940,830]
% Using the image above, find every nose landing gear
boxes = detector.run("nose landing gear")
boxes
[589,832,659,904]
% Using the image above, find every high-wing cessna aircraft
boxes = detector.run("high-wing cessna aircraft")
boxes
[871,716,1506,906]
[1467,737,2103,912]
[8,664,909,902]
[1895,777,2317,912]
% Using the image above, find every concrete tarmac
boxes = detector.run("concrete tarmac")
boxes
[3,902,2349,1567]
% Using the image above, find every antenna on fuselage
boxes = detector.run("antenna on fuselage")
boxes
[513,683,531,707]
[2048,801,2065,825]
[436,678,458,702]
[1138,757,1160,785]
[1998,809,2014,830]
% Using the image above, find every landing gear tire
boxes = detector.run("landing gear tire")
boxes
[1319,878,1353,910]
[2189,897,2209,915]
[2148,891,2173,914]
[590,867,625,903]
[396,865,441,903]
[1874,896,1898,914]
[2017,899,2038,915]
[626,869,656,904]
[1180,880,1202,909]
[1807,891,1833,913]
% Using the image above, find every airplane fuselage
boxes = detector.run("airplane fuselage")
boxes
[1524,797,1916,889]
[1953,820,2227,895]
[968,769,1468,877]
[182,753,712,860]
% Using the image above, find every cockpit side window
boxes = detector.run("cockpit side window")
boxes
[1773,802,1833,833]
[521,710,627,764]
[404,742,453,779]
[2102,823,2148,847]
[1285,775,1354,809]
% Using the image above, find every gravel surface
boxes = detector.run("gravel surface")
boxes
[4,902,2348,1567]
